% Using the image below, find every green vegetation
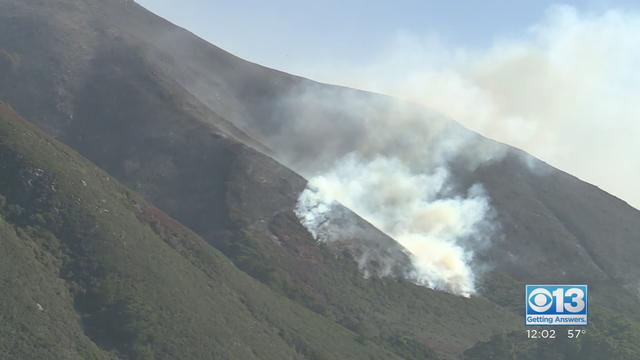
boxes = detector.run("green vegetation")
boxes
[463,307,640,360]
[1,1,640,358]
[0,104,405,359]
[4,96,640,359]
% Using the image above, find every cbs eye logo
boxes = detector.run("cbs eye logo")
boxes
[525,285,588,326]
[528,288,554,312]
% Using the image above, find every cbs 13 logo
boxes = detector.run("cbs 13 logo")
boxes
[526,285,588,315]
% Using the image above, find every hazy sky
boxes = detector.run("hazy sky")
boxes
[137,0,638,71]
[136,1,640,210]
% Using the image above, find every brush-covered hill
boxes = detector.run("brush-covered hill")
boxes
[2,0,640,359]
[0,1,519,357]
[0,103,419,359]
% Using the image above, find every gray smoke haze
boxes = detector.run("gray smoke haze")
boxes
[264,86,505,176]
[293,5,640,210]
[260,86,504,296]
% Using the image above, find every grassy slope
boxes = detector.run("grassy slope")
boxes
[0,103,404,360]
[463,306,640,360]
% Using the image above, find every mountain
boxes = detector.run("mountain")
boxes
[0,103,416,359]
[1,0,640,359]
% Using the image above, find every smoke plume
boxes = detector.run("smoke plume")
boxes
[295,154,495,296]
[294,5,640,210]
[266,84,503,296]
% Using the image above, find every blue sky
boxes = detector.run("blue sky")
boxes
[137,0,637,72]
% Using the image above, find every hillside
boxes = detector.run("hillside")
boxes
[2,0,639,293]
[1,0,640,359]
[0,103,420,359]
[0,1,520,357]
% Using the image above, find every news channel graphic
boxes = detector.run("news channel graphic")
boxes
[525,285,588,326]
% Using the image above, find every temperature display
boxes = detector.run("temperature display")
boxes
[567,329,587,338]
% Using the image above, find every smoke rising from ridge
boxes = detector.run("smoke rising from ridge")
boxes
[131,3,640,298]
[293,5,640,210]
[295,154,496,296]
[140,12,505,295]
[266,86,503,296]
[287,5,640,294]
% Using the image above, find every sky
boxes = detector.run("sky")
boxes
[137,0,640,210]
[136,0,639,71]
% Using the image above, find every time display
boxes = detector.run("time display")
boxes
[526,329,557,339]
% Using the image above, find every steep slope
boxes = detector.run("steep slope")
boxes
[457,151,640,315]
[50,0,640,294]
[0,1,521,357]
[145,6,640,306]
[2,0,640,358]
[0,103,408,359]
[153,28,640,294]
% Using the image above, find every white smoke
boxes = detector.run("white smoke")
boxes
[295,5,640,210]
[293,5,640,295]
[295,153,496,297]
[266,71,505,297]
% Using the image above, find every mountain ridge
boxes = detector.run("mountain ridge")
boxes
[1,0,640,358]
